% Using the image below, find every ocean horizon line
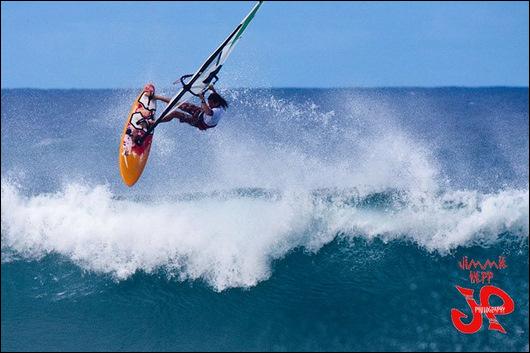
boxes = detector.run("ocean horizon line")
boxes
[2,85,529,91]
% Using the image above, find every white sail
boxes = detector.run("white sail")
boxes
[156,1,263,123]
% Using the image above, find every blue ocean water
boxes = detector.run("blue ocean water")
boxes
[1,87,529,351]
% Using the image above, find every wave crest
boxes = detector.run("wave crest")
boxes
[2,179,528,291]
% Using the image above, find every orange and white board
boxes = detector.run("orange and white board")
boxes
[119,85,157,186]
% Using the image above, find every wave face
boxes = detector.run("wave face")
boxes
[1,88,529,351]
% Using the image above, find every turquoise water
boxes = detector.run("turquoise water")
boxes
[1,88,529,351]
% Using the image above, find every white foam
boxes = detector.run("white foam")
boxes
[2,179,528,291]
[322,188,529,253]
[1,180,315,290]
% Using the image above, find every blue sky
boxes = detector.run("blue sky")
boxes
[1,1,528,88]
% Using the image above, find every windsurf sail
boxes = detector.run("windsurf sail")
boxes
[144,1,263,138]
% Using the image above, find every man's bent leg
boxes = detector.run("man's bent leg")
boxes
[160,110,189,123]
[178,103,202,116]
